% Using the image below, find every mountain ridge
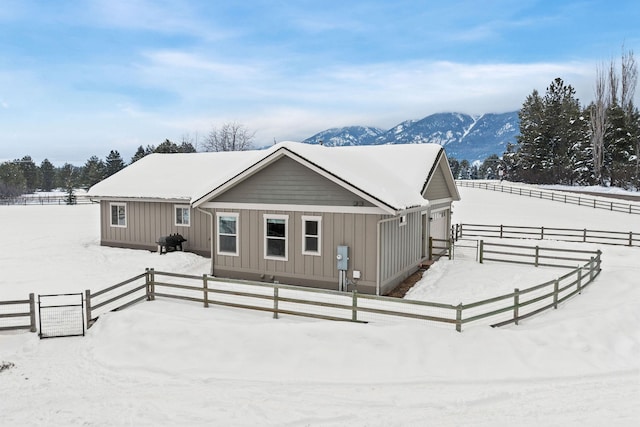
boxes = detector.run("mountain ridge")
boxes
[303,111,520,162]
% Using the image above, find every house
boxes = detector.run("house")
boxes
[87,141,460,295]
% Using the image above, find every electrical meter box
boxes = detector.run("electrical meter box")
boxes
[336,246,349,271]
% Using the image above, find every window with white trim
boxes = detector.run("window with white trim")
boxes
[264,214,288,260]
[399,215,407,226]
[175,205,190,227]
[302,215,321,255]
[110,203,127,227]
[217,213,239,256]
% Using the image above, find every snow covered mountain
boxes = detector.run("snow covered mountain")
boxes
[303,125,386,146]
[303,112,519,162]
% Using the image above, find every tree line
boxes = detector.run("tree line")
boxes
[0,122,255,198]
[452,48,639,190]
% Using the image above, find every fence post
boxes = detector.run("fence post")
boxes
[479,240,484,263]
[146,268,155,301]
[596,250,602,272]
[352,291,358,322]
[534,246,539,267]
[583,228,587,243]
[428,237,433,260]
[540,226,545,240]
[29,293,37,333]
[203,274,209,308]
[590,257,595,282]
[553,279,559,309]
[448,239,453,260]
[514,288,520,325]
[629,232,633,247]
[500,224,503,238]
[455,303,463,332]
[273,286,279,319]
[577,267,582,294]
[84,289,92,328]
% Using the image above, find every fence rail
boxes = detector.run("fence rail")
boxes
[2,243,605,335]
[0,293,37,332]
[456,180,640,215]
[454,223,639,247]
[80,242,602,332]
[0,194,94,206]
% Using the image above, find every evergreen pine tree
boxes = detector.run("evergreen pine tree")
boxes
[131,145,147,163]
[105,150,125,177]
[18,156,40,192]
[82,156,106,188]
[39,159,56,191]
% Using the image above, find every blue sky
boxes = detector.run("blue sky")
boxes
[1,0,639,165]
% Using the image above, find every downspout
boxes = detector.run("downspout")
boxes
[376,215,401,296]
[197,207,215,276]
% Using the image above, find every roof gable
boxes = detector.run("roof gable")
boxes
[211,155,377,207]
[422,150,461,201]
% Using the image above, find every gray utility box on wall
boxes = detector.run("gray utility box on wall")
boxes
[336,245,349,271]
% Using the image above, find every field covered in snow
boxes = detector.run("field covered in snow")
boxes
[1,183,639,426]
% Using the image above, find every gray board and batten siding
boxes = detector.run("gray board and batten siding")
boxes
[211,209,381,294]
[99,200,212,255]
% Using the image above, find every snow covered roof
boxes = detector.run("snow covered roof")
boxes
[88,141,452,212]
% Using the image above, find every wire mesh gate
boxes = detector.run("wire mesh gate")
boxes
[38,293,85,339]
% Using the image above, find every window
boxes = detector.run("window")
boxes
[110,203,126,227]
[217,213,239,256]
[175,205,190,227]
[302,216,321,255]
[264,214,288,260]
[399,215,407,226]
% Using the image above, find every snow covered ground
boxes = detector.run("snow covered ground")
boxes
[1,184,639,426]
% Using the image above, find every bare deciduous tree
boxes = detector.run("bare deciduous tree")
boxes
[620,49,638,180]
[608,59,619,106]
[590,64,607,185]
[203,122,255,152]
[620,49,637,116]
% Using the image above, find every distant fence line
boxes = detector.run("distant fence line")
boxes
[455,180,640,215]
[453,223,639,248]
[0,194,94,206]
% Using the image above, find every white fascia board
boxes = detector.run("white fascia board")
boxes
[89,196,190,204]
[200,202,391,215]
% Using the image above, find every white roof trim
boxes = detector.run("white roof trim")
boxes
[200,202,390,215]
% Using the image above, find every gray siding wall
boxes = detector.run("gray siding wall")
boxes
[424,161,451,200]
[215,156,375,207]
[211,208,380,294]
[378,211,425,295]
[99,200,211,255]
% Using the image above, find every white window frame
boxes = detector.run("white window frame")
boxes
[109,202,127,228]
[216,212,239,256]
[174,205,191,227]
[264,214,288,261]
[399,215,407,226]
[301,215,322,256]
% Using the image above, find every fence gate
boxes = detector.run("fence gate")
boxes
[38,293,85,339]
